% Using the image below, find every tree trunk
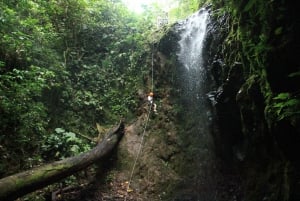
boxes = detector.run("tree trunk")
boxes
[0,121,125,201]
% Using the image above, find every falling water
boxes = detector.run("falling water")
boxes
[177,9,209,71]
[174,8,218,201]
[177,9,210,108]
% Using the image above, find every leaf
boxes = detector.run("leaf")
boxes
[285,99,300,107]
[273,103,284,109]
[55,128,65,133]
[273,93,290,100]
[274,27,283,35]
[0,61,5,68]
[64,132,76,139]
[71,145,80,153]
[288,71,300,77]
[55,151,60,157]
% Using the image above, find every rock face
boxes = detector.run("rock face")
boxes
[153,8,245,200]
[203,3,300,201]
[83,3,299,201]
[149,2,299,201]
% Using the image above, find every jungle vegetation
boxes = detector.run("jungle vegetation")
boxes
[0,0,147,177]
[0,0,299,200]
[0,0,205,181]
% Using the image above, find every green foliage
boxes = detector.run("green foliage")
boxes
[55,0,150,124]
[211,0,299,131]
[0,1,59,70]
[0,67,54,130]
[41,128,91,160]
[0,0,153,177]
[271,93,300,123]
[169,0,208,21]
[0,66,55,175]
[288,71,300,78]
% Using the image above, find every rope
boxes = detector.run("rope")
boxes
[124,104,152,201]
[151,50,154,92]
[124,44,155,201]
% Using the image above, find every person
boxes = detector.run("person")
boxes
[147,92,157,113]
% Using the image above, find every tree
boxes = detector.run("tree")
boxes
[0,0,150,177]
[0,121,124,201]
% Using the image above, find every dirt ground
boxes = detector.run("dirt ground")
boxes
[51,99,181,201]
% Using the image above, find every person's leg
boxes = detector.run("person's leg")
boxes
[153,103,157,112]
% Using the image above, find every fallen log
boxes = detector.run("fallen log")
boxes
[0,121,125,201]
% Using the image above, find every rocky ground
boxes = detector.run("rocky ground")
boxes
[47,96,181,201]
[42,93,243,201]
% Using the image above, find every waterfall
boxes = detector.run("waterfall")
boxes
[177,9,209,71]
[177,9,210,108]
[174,8,218,201]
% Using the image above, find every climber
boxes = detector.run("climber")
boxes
[147,92,157,113]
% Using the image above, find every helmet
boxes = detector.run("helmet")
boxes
[149,92,154,96]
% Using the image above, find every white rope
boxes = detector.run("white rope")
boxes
[124,46,155,201]
[124,104,152,201]
[151,50,154,92]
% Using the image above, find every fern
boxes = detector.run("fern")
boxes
[272,93,300,121]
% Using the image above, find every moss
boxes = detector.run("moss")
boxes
[210,0,299,200]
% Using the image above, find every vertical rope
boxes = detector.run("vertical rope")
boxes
[124,104,152,201]
[124,44,155,201]
[151,44,154,92]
